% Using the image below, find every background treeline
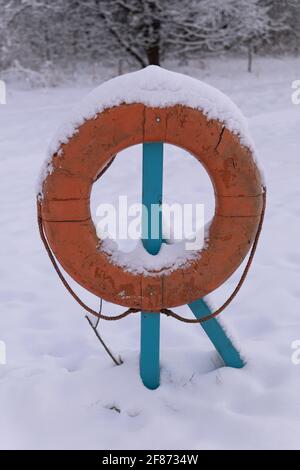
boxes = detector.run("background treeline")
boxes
[1,0,300,77]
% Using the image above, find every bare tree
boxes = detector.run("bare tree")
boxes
[235,0,288,72]
[89,0,162,67]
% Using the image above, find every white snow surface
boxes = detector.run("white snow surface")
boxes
[99,211,210,275]
[1,57,300,450]
[100,238,200,276]
[47,65,254,160]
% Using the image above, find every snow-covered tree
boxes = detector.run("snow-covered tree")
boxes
[89,0,283,70]
[235,0,289,71]
[0,0,299,75]
[88,0,177,67]
[0,0,32,68]
[264,0,300,54]
[173,0,285,72]
[0,0,65,69]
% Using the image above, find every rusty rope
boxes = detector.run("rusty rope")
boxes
[37,186,266,324]
[37,199,138,321]
[161,186,267,323]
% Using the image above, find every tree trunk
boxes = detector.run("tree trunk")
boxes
[145,1,161,66]
[146,44,160,66]
[247,44,253,73]
[118,58,123,75]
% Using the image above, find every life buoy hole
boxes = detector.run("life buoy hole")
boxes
[90,143,215,253]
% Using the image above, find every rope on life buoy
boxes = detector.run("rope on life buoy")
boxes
[37,186,266,324]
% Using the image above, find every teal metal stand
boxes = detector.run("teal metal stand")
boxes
[139,142,244,390]
[140,143,163,390]
[189,298,244,368]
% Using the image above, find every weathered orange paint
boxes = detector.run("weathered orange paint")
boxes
[40,104,264,311]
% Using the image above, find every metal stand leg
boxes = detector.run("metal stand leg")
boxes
[189,298,244,368]
[140,142,163,389]
[139,142,244,390]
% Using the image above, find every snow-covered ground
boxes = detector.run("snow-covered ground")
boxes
[0,56,300,450]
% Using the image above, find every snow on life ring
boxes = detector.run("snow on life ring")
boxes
[39,102,263,312]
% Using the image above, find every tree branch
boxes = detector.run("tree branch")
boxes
[85,315,123,366]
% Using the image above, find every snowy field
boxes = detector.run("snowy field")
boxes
[0,56,300,450]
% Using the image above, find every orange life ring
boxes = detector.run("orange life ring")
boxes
[39,103,264,312]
